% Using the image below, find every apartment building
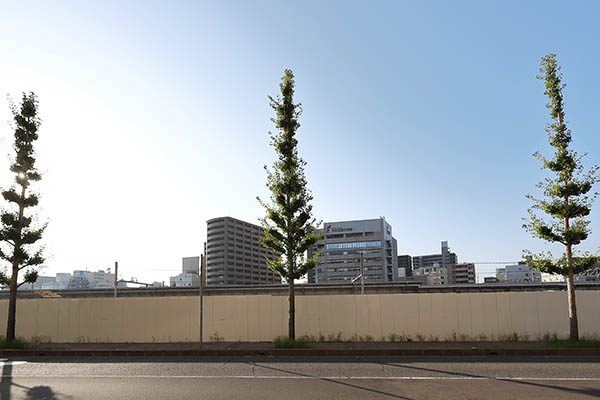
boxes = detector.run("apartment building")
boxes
[205,217,281,286]
[447,263,476,284]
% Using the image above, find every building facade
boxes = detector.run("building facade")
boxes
[170,257,202,287]
[398,255,412,277]
[447,263,476,284]
[496,264,542,283]
[307,218,398,284]
[412,264,446,285]
[182,256,200,274]
[72,270,114,289]
[205,216,281,286]
[412,241,458,270]
[170,272,201,287]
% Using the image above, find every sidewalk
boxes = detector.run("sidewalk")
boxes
[2,341,599,357]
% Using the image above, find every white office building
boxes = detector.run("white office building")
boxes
[170,273,201,287]
[307,218,398,284]
[496,264,541,283]
[73,270,115,289]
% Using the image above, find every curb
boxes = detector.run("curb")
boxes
[1,348,599,357]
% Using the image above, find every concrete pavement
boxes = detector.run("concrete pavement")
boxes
[1,356,600,399]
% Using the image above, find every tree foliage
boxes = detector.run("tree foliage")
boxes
[523,54,599,268]
[258,69,320,282]
[0,92,46,340]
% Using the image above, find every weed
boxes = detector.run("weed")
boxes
[273,336,310,348]
[0,336,35,349]
[498,332,523,341]
[327,332,343,342]
[209,332,224,342]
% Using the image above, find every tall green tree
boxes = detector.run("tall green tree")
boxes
[258,69,320,340]
[524,54,598,342]
[0,92,46,341]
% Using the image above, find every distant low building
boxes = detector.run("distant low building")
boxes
[73,270,114,289]
[576,263,600,282]
[170,273,200,288]
[413,263,446,285]
[541,272,566,282]
[496,263,541,283]
[33,276,59,290]
[68,276,90,290]
[170,257,202,288]
[56,273,72,289]
[412,241,458,271]
[447,263,475,284]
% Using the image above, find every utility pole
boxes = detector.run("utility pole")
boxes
[114,261,118,298]
[199,275,203,345]
[360,252,364,295]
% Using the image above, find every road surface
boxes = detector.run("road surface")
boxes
[1,356,599,399]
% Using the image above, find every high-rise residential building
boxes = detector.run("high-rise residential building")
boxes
[307,218,398,284]
[398,255,412,277]
[205,216,281,286]
[447,263,476,284]
[412,241,458,270]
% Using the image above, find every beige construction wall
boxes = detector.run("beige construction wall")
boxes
[0,290,599,342]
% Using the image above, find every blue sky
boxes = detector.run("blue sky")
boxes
[0,1,599,283]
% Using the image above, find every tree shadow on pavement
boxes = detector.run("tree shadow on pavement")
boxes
[249,362,416,400]
[381,361,600,398]
[1,361,69,400]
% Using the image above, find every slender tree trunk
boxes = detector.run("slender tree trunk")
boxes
[288,279,295,340]
[6,184,26,341]
[6,267,18,341]
[565,244,579,342]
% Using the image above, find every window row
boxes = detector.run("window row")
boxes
[325,241,381,250]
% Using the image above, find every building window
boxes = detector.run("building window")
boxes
[326,241,381,250]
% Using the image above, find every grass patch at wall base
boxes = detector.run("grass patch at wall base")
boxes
[273,336,311,348]
[545,339,600,348]
[0,337,35,349]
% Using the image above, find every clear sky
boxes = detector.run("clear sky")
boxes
[0,1,599,283]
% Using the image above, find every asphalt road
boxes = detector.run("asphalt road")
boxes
[1,356,599,399]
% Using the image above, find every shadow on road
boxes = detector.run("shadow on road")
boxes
[250,362,416,400]
[1,361,67,400]
[381,361,600,398]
